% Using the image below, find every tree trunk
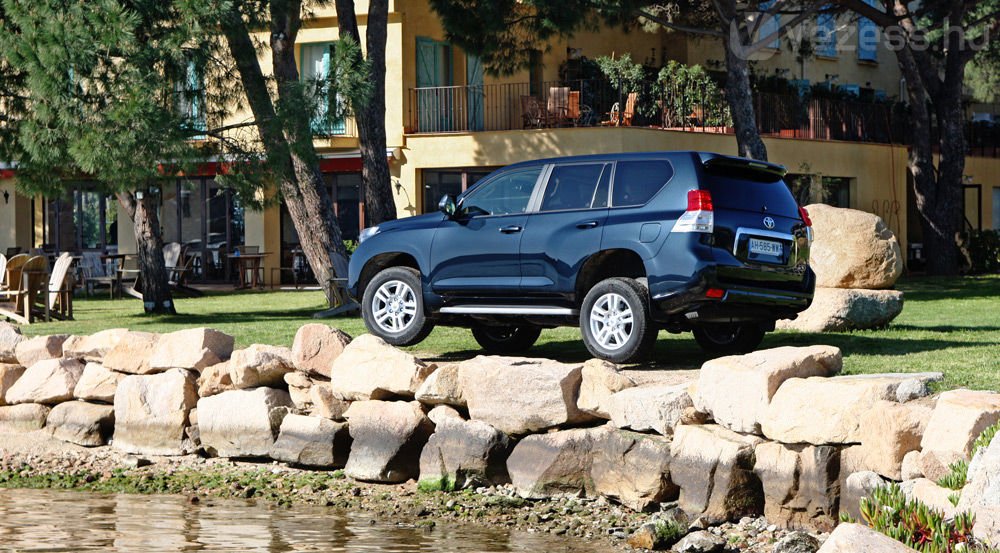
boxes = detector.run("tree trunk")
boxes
[922,90,966,276]
[723,32,768,161]
[219,3,349,302]
[117,190,176,315]
[335,0,397,227]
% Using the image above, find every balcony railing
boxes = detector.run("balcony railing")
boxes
[408,78,1000,155]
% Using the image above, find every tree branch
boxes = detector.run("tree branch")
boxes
[634,9,724,37]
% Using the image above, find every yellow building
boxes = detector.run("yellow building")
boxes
[1,1,998,284]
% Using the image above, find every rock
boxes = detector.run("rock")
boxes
[343,400,433,483]
[772,531,820,553]
[920,389,1000,468]
[198,388,293,458]
[806,204,903,289]
[670,424,764,524]
[62,329,129,362]
[507,426,603,499]
[760,375,923,445]
[959,431,1000,544]
[0,364,26,406]
[284,371,315,410]
[310,385,349,420]
[14,335,68,368]
[672,530,725,553]
[917,450,956,483]
[427,404,463,425]
[269,414,351,468]
[777,288,903,333]
[0,403,50,432]
[0,322,24,363]
[753,441,840,531]
[4,358,84,405]
[197,362,234,398]
[901,450,923,480]
[458,356,596,435]
[227,344,295,388]
[73,363,125,404]
[46,401,115,447]
[902,478,957,519]
[414,363,465,407]
[113,369,198,456]
[330,334,435,401]
[816,523,913,553]
[418,416,511,490]
[149,328,234,373]
[591,427,677,512]
[606,384,698,437]
[842,400,931,480]
[123,455,152,469]
[627,523,674,550]
[694,345,842,434]
[576,359,636,418]
[291,324,351,378]
[102,332,159,374]
[840,471,888,521]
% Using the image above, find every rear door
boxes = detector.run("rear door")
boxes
[518,162,611,299]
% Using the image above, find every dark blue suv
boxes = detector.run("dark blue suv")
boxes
[348,151,815,363]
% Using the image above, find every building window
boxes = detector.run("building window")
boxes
[43,183,117,252]
[528,50,544,96]
[857,0,879,62]
[160,178,244,282]
[783,175,851,207]
[758,1,781,49]
[176,60,207,139]
[300,42,347,136]
[422,169,494,213]
[816,11,837,57]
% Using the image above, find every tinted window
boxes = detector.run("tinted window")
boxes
[540,164,608,212]
[704,165,800,217]
[462,168,541,216]
[612,160,674,207]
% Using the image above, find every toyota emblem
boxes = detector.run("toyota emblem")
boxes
[763,216,775,229]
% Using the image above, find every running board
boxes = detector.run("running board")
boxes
[439,305,578,316]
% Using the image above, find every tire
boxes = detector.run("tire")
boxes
[580,277,657,364]
[361,267,434,347]
[692,323,766,355]
[471,323,542,355]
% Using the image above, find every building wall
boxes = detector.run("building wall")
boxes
[0,178,33,253]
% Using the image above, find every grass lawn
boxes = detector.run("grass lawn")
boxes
[19,275,1000,391]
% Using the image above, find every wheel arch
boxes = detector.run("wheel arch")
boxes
[574,249,648,305]
[358,252,421,300]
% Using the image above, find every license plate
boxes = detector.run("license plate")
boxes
[749,238,783,257]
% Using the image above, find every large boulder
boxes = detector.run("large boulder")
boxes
[958,431,1000,544]
[694,346,842,434]
[806,203,903,290]
[343,400,433,483]
[670,424,764,524]
[4,358,84,405]
[458,356,596,435]
[198,388,293,458]
[269,414,351,468]
[760,375,928,445]
[0,403,50,432]
[46,401,115,447]
[507,426,603,499]
[0,364,26,406]
[62,329,129,362]
[841,400,931,480]
[817,523,914,553]
[102,331,159,374]
[113,369,198,456]
[753,441,841,531]
[415,363,465,407]
[591,427,677,512]
[0,322,24,363]
[576,359,636,419]
[310,383,349,420]
[73,363,125,404]
[920,389,1000,469]
[902,478,957,520]
[197,362,234,398]
[227,344,295,389]
[292,324,352,378]
[149,328,234,373]
[606,383,698,436]
[777,288,903,333]
[329,335,435,401]
[418,416,512,490]
[14,335,68,368]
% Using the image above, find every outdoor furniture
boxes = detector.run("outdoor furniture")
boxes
[270,248,310,290]
[45,252,75,321]
[117,255,143,300]
[2,254,28,292]
[4,247,21,258]
[0,255,47,324]
[79,251,120,297]
[547,86,571,126]
[163,242,200,296]
[604,92,638,127]
[521,96,545,129]
[228,249,270,290]
[0,255,6,291]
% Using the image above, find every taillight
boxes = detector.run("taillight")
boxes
[687,189,714,212]
[799,206,812,227]
[673,189,714,234]
[705,288,726,299]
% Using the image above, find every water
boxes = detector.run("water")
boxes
[0,489,612,552]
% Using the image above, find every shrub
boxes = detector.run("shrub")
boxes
[857,484,977,553]
[652,518,687,548]
[938,460,969,491]
[974,421,1000,454]
[964,230,1000,274]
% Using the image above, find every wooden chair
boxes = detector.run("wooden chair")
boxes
[0,254,6,291]
[547,86,570,126]
[45,252,74,320]
[2,254,28,292]
[4,247,21,258]
[0,255,48,324]
[521,96,545,129]
[605,92,638,127]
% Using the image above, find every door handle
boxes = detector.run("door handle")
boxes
[499,225,523,234]
[576,221,599,229]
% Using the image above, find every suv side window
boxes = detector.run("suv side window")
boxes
[540,163,610,212]
[612,160,674,207]
[461,167,542,217]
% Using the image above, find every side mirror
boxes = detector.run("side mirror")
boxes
[438,194,457,217]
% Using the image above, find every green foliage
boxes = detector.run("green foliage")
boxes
[964,230,1000,275]
[417,476,456,493]
[652,518,687,548]
[859,484,977,553]
[594,53,658,117]
[937,460,969,491]
[974,422,1000,453]
[657,61,731,128]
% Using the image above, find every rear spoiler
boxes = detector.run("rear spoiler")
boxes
[702,155,787,180]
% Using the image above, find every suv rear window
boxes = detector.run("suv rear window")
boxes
[612,160,674,207]
[703,165,800,217]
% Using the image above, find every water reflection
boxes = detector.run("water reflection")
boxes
[0,489,610,552]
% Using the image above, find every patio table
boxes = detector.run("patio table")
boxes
[227,253,271,290]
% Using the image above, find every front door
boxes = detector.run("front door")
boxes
[416,37,452,132]
[429,167,543,297]
[466,54,485,131]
